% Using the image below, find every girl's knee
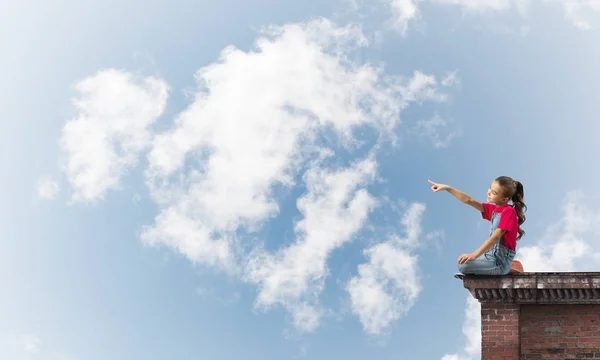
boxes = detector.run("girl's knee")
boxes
[458,262,471,274]
[457,260,505,276]
[457,258,494,275]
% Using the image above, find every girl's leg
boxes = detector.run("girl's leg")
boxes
[458,254,506,275]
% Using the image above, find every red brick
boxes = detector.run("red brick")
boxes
[520,305,600,359]
[459,273,600,359]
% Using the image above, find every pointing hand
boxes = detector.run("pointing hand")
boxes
[428,179,450,192]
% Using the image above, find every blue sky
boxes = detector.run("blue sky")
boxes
[3,0,600,359]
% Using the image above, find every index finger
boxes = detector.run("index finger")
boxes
[428,179,436,185]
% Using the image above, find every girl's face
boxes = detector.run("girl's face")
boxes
[487,181,509,205]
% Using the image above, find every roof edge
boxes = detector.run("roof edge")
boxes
[457,272,600,304]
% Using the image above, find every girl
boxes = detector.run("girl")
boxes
[428,176,527,275]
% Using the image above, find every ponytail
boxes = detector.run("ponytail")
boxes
[495,176,527,240]
[511,181,527,240]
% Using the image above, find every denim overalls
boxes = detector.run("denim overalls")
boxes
[458,209,516,275]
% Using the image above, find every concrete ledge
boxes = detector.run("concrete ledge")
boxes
[457,272,600,304]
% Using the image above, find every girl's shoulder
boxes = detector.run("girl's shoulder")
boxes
[496,204,516,214]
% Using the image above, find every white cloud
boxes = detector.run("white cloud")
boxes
[429,0,600,30]
[140,18,447,279]
[390,0,421,34]
[440,295,481,360]
[414,114,462,149]
[10,333,41,354]
[441,72,460,88]
[518,190,600,272]
[462,295,482,357]
[21,334,41,353]
[245,157,377,332]
[560,0,600,30]
[56,18,453,333]
[384,0,600,33]
[427,0,533,17]
[346,202,428,335]
[443,189,600,360]
[385,0,534,35]
[402,71,448,104]
[36,176,60,199]
[441,355,461,360]
[431,0,515,13]
[60,69,169,203]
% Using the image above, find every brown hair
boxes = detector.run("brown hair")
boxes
[495,176,527,240]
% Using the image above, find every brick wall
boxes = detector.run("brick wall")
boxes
[460,273,600,360]
[481,304,520,360]
[520,305,600,359]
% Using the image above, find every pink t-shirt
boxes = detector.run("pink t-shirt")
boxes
[481,203,519,250]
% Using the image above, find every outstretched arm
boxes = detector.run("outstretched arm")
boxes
[457,228,505,264]
[428,180,483,212]
[446,187,484,212]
